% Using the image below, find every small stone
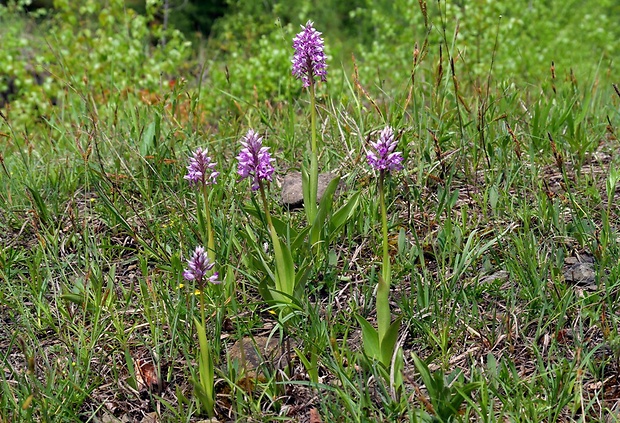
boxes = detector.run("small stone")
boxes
[226,336,285,380]
[280,171,337,209]
[479,270,509,285]
[563,262,596,286]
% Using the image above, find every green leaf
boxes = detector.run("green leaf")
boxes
[194,318,215,417]
[124,348,139,391]
[243,223,274,281]
[294,347,318,384]
[270,227,296,300]
[94,182,133,233]
[310,175,340,248]
[376,271,391,342]
[355,315,380,361]
[293,261,311,300]
[301,164,315,223]
[412,353,436,398]
[291,225,311,252]
[60,293,97,313]
[329,191,360,234]
[154,112,161,149]
[94,182,167,262]
[60,293,86,306]
[25,185,49,225]
[140,121,156,156]
[449,382,481,417]
[380,317,402,367]
[257,276,274,303]
[244,206,299,241]
[392,347,405,394]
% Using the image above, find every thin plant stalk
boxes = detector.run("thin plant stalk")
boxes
[257,181,283,276]
[201,184,215,263]
[377,172,391,342]
[308,78,319,224]
[184,246,218,418]
[293,20,326,227]
[258,180,292,305]
[258,181,275,232]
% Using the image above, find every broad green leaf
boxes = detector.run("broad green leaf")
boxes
[376,272,391,342]
[94,182,133,233]
[392,347,404,394]
[194,318,215,417]
[310,175,340,248]
[412,353,436,399]
[380,317,402,367]
[301,164,316,223]
[294,261,311,300]
[294,347,319,384]
[257,276,274,303]
[329,191,360,235]
[140,121,156,156]
[292,225,311,252]
[244,207,299,241]
[95,183,167,261]
[60,293,97,313]
[243,223,274,281]
[269,227,296,300]
[355,315,380,361]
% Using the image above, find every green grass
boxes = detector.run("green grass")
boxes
[2,0,620,422]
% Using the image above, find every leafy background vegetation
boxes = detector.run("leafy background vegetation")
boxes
[1,0,620,421]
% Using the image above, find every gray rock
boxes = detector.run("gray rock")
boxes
[479,270,509,285]
[281,171,337,209]
[563,261,596,286]
[226,336,294,381]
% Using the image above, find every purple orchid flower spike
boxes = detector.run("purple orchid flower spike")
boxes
[183,246,219,285]
[367,126,404,174]
[185,147,219,187]
[292,20,328,88]
[236,129,275,191]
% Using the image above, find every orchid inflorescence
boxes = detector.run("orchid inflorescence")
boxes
[183,246,219,285]
[184,147,219,187]
[292,20,328,88]
[236,129,275,190]
[367,126,404,174]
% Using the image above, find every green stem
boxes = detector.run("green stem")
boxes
[195,292,214,417]
[258,181,274,232]
[197,288,213,416]
[259,181,285,299]
[377,173,391,342]
[199,291,207,338]
[308,79,318,223]
[201,184,215,264]
[379,174,389,281]
[310,78,317,157]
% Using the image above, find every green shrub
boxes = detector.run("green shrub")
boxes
[0,0,191,129]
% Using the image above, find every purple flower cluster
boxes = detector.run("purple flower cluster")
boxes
[185,147,219,187]
[292,20,327,88]
[367,126,404,173]
[236,129,275,191]
[183,246,219,284]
